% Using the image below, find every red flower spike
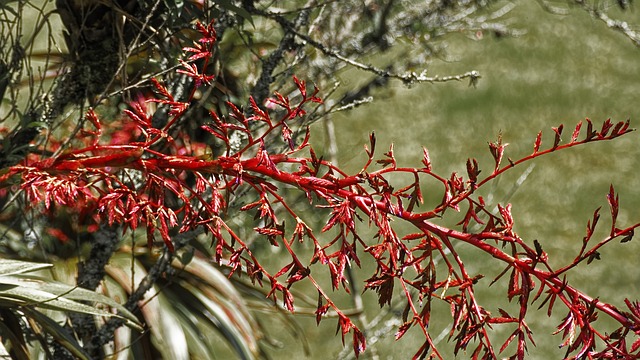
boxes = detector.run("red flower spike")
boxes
[377,144,396,168]
[585,118,597,141]
[150,78,174,102]
[600,118,613,138]
[195,21,217,44]
[364,273,395,306]
[282,288,295,312]
[488,134,507,172]
[47,228,72,243]
[184,47,211,61]
[254,226,282,236]
[336,314,354,344]
[275,262,294,279]
[176,60,215,86]
[607,184,619,236]
[466,158,480,189]
[281,122,294,150]
[352,328,366,358]
[533,131,542,153]
[309,86,323,104]
[81,109,103,146]
[226,101,248,127]
[421,146,432,170]
[315,303,330,325]
[571,121,582,143]
[612,119,632,137]
[322,200,356,233]
[248,96,272,125]
[6,20,639,358]
[293,75,306,98]
[552,124,563,149]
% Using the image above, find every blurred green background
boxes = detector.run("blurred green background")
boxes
[289,1,640,358]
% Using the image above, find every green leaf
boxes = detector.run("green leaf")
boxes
[25,121,48,129]
[21,307,91,360]
[0,277,142,331]
[0,259,51,276]
[0,312,29,360]
[177,247,195,266]
[147,295,190,360]
[107,254,190,359]
[102,277,134,357]
[0,1,19,17]
[0,283,18,291]
[171,300,216,359]
[24,280,140,328]
[0,281,113,314]
[181,281,259,359]
[0,340,11,359]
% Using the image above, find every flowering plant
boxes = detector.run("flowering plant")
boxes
[2,20,639,359]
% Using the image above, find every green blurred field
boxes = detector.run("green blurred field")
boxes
[296,1,640,358]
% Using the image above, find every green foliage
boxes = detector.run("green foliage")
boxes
[0,258,141,359]
[102,249,267,359]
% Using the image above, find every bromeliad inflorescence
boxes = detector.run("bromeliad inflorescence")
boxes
[2,19,639,359]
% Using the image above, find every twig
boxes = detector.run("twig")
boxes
[249,4,312,107]
[253,8,481,87]
[72,224,122,358]
[85,228,204,353]
[573,0,640,47]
